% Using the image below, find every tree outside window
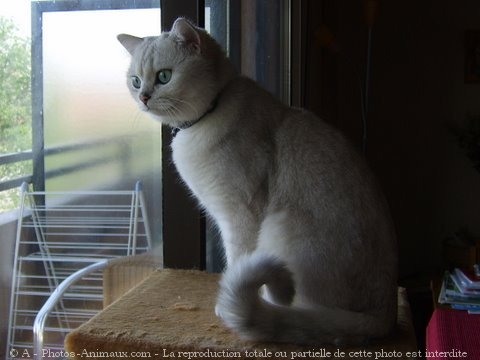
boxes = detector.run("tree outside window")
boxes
[0,17,32,211]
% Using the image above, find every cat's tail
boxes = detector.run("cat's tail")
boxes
[216,252,394,345]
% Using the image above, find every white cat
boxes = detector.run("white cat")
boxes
[118,18,398,346]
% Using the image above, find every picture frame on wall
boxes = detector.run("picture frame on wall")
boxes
[465,30,480,83]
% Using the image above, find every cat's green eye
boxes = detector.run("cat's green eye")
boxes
[157,69,172,85]
[131,76,141,89]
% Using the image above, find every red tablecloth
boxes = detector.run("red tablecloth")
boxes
[426,308,480,359]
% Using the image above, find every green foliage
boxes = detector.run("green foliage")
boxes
[0,16,32,212]
[0,17,31,146]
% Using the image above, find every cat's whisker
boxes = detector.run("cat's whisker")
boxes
[172,97,200,119]
[130,109,144,130]
[157,100,177,118]
[162,102,181,123]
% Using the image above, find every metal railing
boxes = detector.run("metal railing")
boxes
[0,151,34,192]
[0,134,141,196]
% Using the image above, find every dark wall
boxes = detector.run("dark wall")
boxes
[303,0,480,278]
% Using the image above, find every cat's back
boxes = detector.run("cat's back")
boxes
[271,105,395,250]
[221,76,387,218]
[272,106,371,189]
[226,76,360,163]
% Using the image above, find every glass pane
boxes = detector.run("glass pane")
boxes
[42,8,161,189]
[39,5,162,238]
[206,0,289,100]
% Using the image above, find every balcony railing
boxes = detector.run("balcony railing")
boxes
[0,151,33,192]
[0,133,149,209]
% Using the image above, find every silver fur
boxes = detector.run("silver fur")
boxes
[118,18,398,345]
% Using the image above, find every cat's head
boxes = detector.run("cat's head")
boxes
[118,18,233,129]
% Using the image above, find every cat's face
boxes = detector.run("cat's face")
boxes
[118,18,220,129]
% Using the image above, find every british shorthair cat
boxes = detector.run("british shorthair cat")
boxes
[118,17,397,345]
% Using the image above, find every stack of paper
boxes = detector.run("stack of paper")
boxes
[438,265,480,314]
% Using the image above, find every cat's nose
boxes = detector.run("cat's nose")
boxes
[139,93,151,105]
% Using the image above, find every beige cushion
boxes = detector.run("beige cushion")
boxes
[65,269,417,359]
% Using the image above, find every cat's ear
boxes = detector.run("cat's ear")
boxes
[117,34,143,55]
[170,18,201,53]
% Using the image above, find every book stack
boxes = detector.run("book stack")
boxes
[438,265,480,314]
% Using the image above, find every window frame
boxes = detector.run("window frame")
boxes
[160,0,206,269]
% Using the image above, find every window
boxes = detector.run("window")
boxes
[33,0,163,241]
[0,0,292,261]
[0,1,163,223]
